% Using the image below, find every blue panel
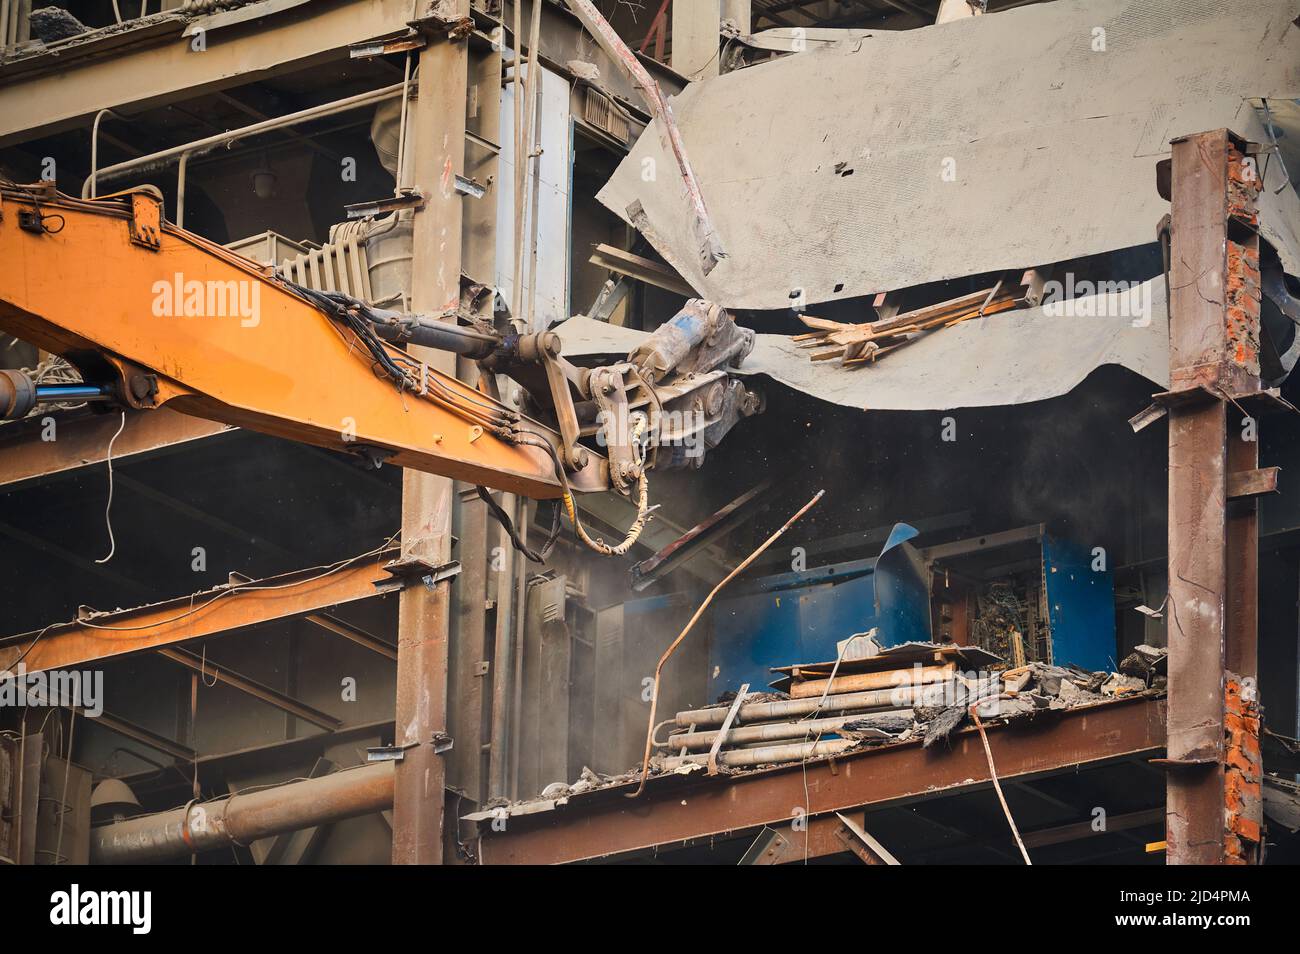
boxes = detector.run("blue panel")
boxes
[708,523,932,693]
[1043,535,1116,672]
[872,525,932,649]
[711,572,877,693]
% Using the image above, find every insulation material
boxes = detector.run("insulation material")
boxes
[598,0,1300,310]
[557,279,1169,411]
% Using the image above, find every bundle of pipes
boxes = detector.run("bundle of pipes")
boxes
[654,674,948,772]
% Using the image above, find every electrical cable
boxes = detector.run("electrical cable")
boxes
[53,707,76,868]
[970,704,1033,865]
[94,411,127,564]
[516,427,652,557]
[0,533,402,672]
[476,486,561,564]
[285,282,518,432]
[627,490,825,799]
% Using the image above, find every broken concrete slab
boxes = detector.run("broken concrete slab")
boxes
[557,277,1169,411]
[599,0,1300,310]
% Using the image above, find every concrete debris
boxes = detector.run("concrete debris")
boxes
[1118,644,1168,687]
[1052,677,1098,709]
[598,0,1300,309]
[28,7,90,42]
[919,677,1004,748]
[1100,673,1148,697]
[567,59,601,82]
[1263,776,1300,833]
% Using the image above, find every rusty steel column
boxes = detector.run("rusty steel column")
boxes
[1163,128,1264,865]
[392,0,471,866]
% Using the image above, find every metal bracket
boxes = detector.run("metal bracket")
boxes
[382,556,462,588]
[738,827,792,865]
[453,175,486,199]
[345,189,426,220]
[350,30,427,59]
[1150,755,1220,770]
[370,733,453,761]
[128,192,162,250]
[1150,384,1297,414]
[348,445,398,470]
[17,209,45,234]
[1228,466,1280,500]
[834,811,900,865]
[366,742,417,762]
[408,12,473,41]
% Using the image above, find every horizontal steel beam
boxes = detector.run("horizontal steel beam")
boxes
[0,408,233,491]
[1021,806,1164,849]
[0,0,417,147]
[589,244,695,297]
[0,550,403,674]
[157,647,341,730]
[304,613,398,661]
[76,708,195,763]
[476,697,1166,864]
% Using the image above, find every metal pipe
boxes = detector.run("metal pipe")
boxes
[176,150,191,229]
[676,682,950,728]
[487,491,518,800]
[524,43,543,329]
[565,0,726,274]
[83,83,407,198]
[662,710,912,751]
[508,495,529,799]
[368,312,500,359]
[91,762,394,864]
[34,384,113,403]
[88,108,125,200]
[657,738,857,770]
[509,0,529,332]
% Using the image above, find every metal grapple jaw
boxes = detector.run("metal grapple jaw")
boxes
[482,300,763,496]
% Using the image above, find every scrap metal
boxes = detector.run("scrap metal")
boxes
[474,695,1166,865]
[563,0,727,276]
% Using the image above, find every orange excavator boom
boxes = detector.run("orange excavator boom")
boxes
[0,183,605,499]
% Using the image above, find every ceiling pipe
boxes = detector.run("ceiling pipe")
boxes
[90,761,394,864]
[82,82,408,200]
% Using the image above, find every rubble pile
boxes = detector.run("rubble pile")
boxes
[480,643,1168,820]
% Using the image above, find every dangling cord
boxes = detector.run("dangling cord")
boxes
[515,418,653,558]
[561,416,651,557]
[477,487,561,563]
[563,470,649,556]
[628,490,825,798]
[95,411,127,564]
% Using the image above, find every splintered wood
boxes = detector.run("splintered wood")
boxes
[796,286,1021,366]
